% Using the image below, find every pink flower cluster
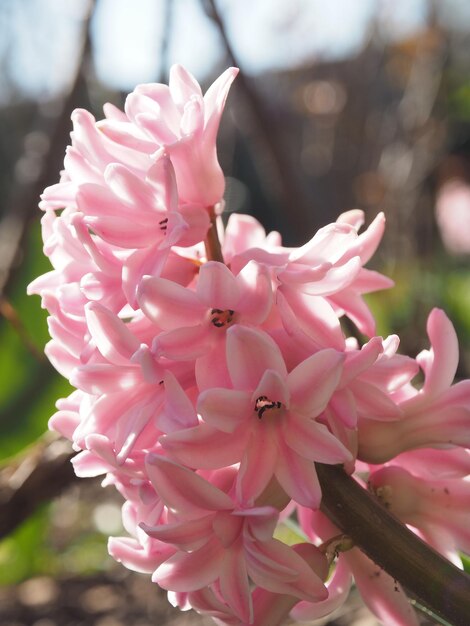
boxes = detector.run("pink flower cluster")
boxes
[29,66,470,626]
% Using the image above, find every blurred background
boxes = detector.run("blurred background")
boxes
[1,0,470,624]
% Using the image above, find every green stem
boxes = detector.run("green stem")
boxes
[316,464,470,626]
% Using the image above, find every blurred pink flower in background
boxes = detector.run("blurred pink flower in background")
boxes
[435,179,470,255]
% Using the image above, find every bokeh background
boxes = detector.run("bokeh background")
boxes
[1,1,470,624]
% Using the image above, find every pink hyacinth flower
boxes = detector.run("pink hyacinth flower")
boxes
[162,325,351,507]
[140,455,328,623]
[358,308,470,463]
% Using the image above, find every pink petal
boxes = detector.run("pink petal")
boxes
[196,262,240,309]
[346,549,419,626]
[145,454,233,514]
[108,536,173,574]
[275,442,322,508]
[138,275,204,329]
[236,429,278,505]
[71,364,142,394]
[288,349,344,417]
[422,308,459,395]
[153,541,223,591]
[159,370,198,432]
[203,67,239,145]
[198,388,252,433]
[300,257,362,297]
[236,260,273,324]
[141,516,214,550]
[154,324,211,360]
[247,539,328,602]
[340,336,383,387]
[352,380,402,421]
[226,325,287,390]
[104,162,159,210]
[160,423,247,469]
[277,288,345,351]
[219,543,252,623]
[146,152,178,212]
[169,64,203,107]
[284,413,352,464]
[85,302,140,365]
[252,369,290,409]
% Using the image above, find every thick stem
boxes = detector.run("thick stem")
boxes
[204,205,224,263]
[316,463,470,626]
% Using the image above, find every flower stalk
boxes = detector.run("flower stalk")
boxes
[316,463,470,626]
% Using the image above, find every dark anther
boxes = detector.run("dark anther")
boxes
[159,218,168,232]
[210,308,235,328]
[255,395,282,419]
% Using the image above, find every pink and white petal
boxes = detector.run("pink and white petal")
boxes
[138,275,204,329]
[290,557,352,621]
[219,543,252,623]
[236,429,278,505]
[247,539,328,602]
[328,290,377,337]
[195,341,231,391]
[284,414,352,464]
[71,364,142,394]
[336,209,365,230]
[277,288,345,352]
[177,204,211,246]
[340,336,383,387]
[300,257,361,297]
[169,64,203,108]
[160,370,198,432]
[329,389,357,429]
[252,369,290,409]
[343,212,386,264]
[122,244,170,309]
[352,380,402,421]
[422,308,459,396]
[85,302,140,365]
[71,450,113,477]
[274,443,322,508]
[290,223,356,265]
[141,516,214,550]
[145,454,233,514]
[104,162,159,210]
[154,324,211,360]
[345,549,419,626]
[161,423,247,469]
[108,536,173,574]
[196,261,240,309]
[85,215,160,248]
[203,67,239,145]
[145,151,178,211]
[198,388,252,433]
[226,325,287,390]
[288,349,344,417]
[153,540,223,591]
[236,260,273,324]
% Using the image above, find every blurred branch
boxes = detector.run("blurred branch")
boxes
[202,0,311,240]
[0,297,45,362]
[0,434,78,540]
[0,0,95,298]
[317,463,470,626]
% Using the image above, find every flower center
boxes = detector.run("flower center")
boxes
[255,395,282,419]
[159,217,168,232]
[210,308,235,328]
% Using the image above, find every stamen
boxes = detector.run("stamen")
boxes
[255,395,282,419]
[159,218,168,232]
[210,308,235,328]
